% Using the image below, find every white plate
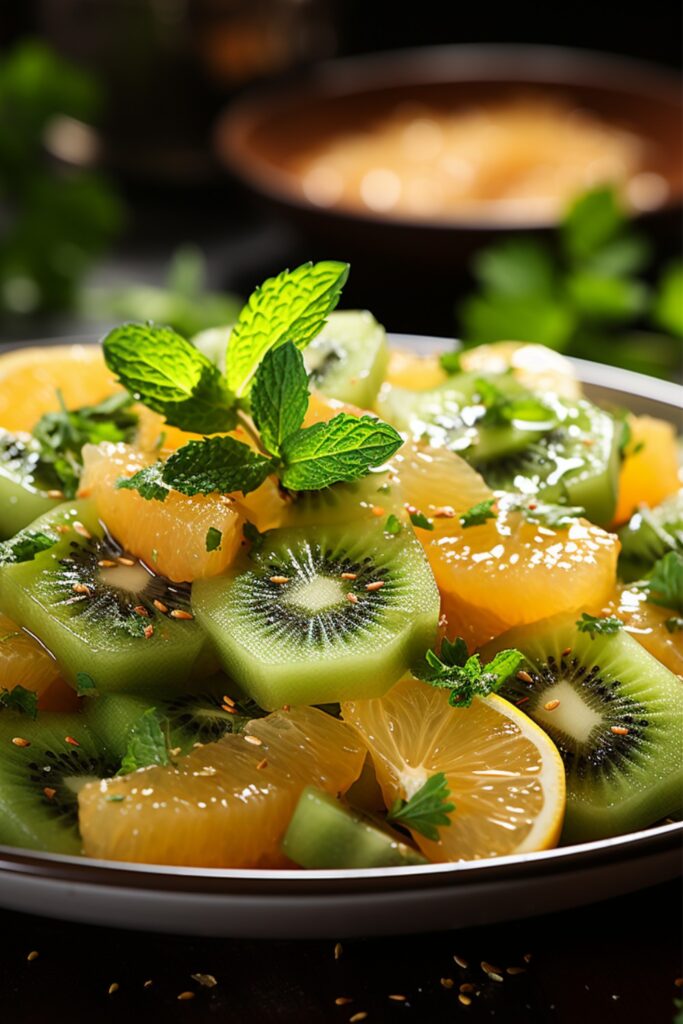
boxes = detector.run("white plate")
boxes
[0,337,680,937]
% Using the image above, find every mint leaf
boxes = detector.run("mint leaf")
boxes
[417,641,523,708]
[654,262,683,338]
[0,685,38,719]
[162,436,275,496]
[116,463,170,502]
[562,185,624,262]
[205,527,222,552]
[409,510,433,531]
[0,530,56,565]
[566,272,648,323]
[576,613,623,638]
[642,552,683,613]
[119,708,170,774]
[439,351,462,375]
[279,413,402,491]
[438,636,469,667]
[460,498,497,528]
[384,513,402,535]
[460,293,575,351]
[103,323,236,433]
[226,261,349,397]
[473,238,555,297]
[387,772,455,841]
[75,672,98,696]
[251,341,308,456]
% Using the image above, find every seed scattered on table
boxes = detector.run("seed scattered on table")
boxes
[458,993,472,1006]
[27,951,39,962]
[334,942,343,960]
[143,979,153,988]
[388,994,406,1001]
[506,966,526,975]
[108,983,119,995]
[481,961,504,981]
[191,973,217,988]
[335,996,353,1005]
[440,977,454,989]
[453,956,469,969]
[177,991,195,1001]
[349,1013,368,1023]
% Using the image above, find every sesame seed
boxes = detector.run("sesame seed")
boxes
[47,489,64,499]
[365,581,385,592]
[506,967,526,975]
[269,576,290,584]
[458,994,472,1006]
[221,704,237,714]
[334,942,343,960]
[388,994,407,1001]
[65,736,79,747]
[117,557,135,567]
[191,974,217,988]
[222,694,236,707]
[108,983,119,995]
[133,605,149,616]
[481,961,504,981]
[371,505,385,517]
[153,599,168,613]
[516,670,533,684]
[282,704,290,712]
[43,787,56,800]
[27,951,39,962]
[346,593,359,604]
[12,737,30,748]
[544,699,560,712]
[440,978,454,989]
[55,524,70,534]
[143,980,153,988]
[335,997,353,1006]
[453,956,469,969]
[177,991,195,1001]
[244,734,262,746]
[431,505,456,518]
[610,726,629,735]
[98,559,116,568]
[561,647,572,657]
[256,758,268,770]
[523,953,533,963]
[72,583,91,596]
[349,1013,367,1022]
[341,572,357,580]
[170,609,194,620]
[460,983,475,993]
[143,624,154,639]
[73,522,91,539]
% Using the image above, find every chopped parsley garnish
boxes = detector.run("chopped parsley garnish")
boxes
[0,685,38,719]
[409,510,433,531]
[0,530,56,565]
[460,498,497,528]
[75,672,98,697]
[576,613,623,638]
[205,527,223,552]
[387,772,455,841]
[118,708,171,775]
[384,513,402,535]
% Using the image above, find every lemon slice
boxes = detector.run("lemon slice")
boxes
[342,677,566,862]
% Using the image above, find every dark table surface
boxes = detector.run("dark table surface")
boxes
[0,878,680,1023]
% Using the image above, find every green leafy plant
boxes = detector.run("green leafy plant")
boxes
[105,262,404,498]
[387,772,455,841]
[456,185,682,380]
[416,636,523,708]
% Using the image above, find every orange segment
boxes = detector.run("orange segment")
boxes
[385,351,448,391]
[343,677,565,862]
[0,345,119,432]
[600,586,683,677]
[78,706,366,867]
[389,443,492,525]
[428,499,619,650]
[614,415,680,525]
[459,341,581,399]
[79,443,245,582]
[0,612,61,697]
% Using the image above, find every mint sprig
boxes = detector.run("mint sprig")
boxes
[387,772,455,841]
[225,261,349,396]
[279,413,402,491]
[251,342,309,456]
[576,613,623,637]
[160,437,275,497]
[103,323,236,433]
[118,708,170,775]
[416,637,523,708]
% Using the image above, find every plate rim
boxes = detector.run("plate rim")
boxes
[0,334,680,894]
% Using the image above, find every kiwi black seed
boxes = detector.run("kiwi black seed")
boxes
[0,501,208,694]
[481,613,683,843]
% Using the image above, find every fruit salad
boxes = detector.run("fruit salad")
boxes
[0,261,681,870]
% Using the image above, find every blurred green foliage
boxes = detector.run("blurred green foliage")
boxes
[458,185,682,380]
[0,39,123,318]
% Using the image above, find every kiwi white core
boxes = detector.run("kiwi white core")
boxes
[98,563,151,594]
[534,680,602,742]
[285,576,346,614]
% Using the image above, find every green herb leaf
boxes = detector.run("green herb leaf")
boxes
[653,262,683,338]
[417,641,523,708]
[576,613,624,638]
[562,185,625,262]
[384,513,402,535]
[387,772,455,841]
[409,510,433,531]
[251,341,309,456]
[439,351,462,375]
[102,323,236,433]
[162,436,275,497]
[75,672,98,697]
[279,413,402,491]
[0,685,38,719]
[438,636,469,667]
[566,271,649,323]
[226,261,349,397]
[642,552,683,613]
[460,498,498,528]
[119,708,170,775]
[473,238,555,297]
[0,530,56,565]
[460,293,575,351]
[205,527,222,552]
[116,463,170,502]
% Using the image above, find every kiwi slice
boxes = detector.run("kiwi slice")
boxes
[192,521,440,710]
[0,430,61,539]
[282,786,427,869]
[481,614,683,843]
[303,310,389,409]
[0,710,119,854]
[281,467,401,528]
[85,681,260,759]
[0,501,208,695]
[618,492,683,582]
